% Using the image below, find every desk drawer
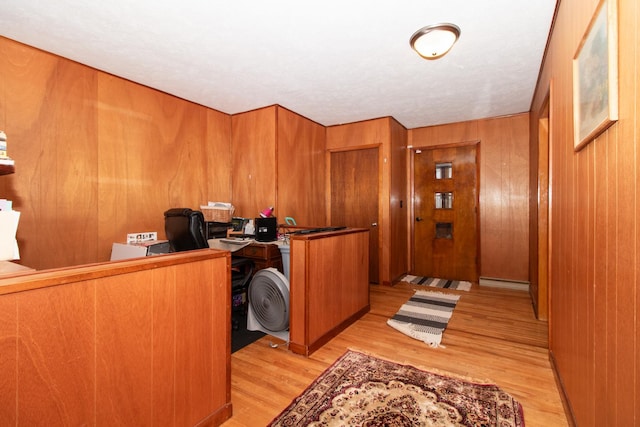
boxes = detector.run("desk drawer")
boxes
[234,243,284,274]
[237,243,281,259]
[237,245,267,259]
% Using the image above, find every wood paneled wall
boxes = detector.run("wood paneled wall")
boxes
[0,37,232,270]
[231,105,326,225]
[326,117,409,285]
[389,119,409,282]
[277,107,326,226]
[409,114,530,282]
[231,106,277,218]
[530,0,639,425]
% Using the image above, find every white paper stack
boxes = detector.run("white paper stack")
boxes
[0,208,20,260]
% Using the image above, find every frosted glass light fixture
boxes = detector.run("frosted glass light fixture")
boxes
[410,23,461,59]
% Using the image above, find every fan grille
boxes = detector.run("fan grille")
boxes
[248,269,289,332]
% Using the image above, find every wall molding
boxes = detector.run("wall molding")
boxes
[479,276,529,291]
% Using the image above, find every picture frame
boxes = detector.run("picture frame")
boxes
[572,0,618,151]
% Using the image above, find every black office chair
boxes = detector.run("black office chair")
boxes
[164,208,208,252]
[231,257,254,330]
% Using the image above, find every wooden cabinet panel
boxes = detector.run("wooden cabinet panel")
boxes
[289,229,369,356]
[96,272,153,424]
[0,251,232,426]
[0,295,17,426]
[152,267,177,425]
[174,261,218,425]
[19,284,96,425]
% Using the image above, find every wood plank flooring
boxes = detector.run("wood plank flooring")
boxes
[222,282,569,426]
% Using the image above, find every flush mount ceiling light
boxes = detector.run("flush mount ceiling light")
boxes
[410,23,461,60]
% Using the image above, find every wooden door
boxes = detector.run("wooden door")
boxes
[413,145,478,281]
[330,148,379,283]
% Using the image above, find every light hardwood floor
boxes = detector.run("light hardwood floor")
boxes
[223,282,569,427]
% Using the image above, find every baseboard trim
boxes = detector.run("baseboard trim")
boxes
[479,276,529,291]
[549,350,577,426]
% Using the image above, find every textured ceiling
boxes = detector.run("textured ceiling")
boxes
[0,1,557,129]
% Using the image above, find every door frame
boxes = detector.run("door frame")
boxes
[534,87,551,322]
[409,140,481,278]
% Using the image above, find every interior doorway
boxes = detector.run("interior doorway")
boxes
[412,144,479,282]
[531,94,550,321]
[330,148,379,283]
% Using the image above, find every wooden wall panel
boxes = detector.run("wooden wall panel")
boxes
[277,107,326,226]
[0,36,232,269]
[231,106,277,218]
[389,118,409,281]
[206,109,233,202]
[409,114,530,282]
[326,117,402,285]
[529,0,639,425]
[408,120,478,147]
[0,38,99,269]
[325,118,388,151]
[478,115,530,280]
[97,74,213,257]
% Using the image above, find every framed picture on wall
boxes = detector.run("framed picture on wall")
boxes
[572,0,618,151]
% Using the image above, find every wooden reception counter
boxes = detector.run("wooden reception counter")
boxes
[0,249,232,427]
[288,227,369,356]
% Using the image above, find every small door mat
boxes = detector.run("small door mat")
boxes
[399,274,472,291]
[387,290,460,347]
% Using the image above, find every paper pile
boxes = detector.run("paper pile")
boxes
[0,199,20,260]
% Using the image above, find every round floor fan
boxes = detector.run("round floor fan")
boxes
[246,267,290,342]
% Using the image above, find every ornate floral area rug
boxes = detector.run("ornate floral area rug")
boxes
[269,350,524,426]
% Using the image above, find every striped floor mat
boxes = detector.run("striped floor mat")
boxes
[387,290,460,347]
[399,274,472,291]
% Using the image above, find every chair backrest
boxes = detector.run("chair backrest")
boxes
[164,208,209,252]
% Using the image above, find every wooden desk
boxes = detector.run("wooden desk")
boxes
[233,241,283,273]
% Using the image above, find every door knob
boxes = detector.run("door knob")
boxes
[371,222,378,227]
[416,217,423,222]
